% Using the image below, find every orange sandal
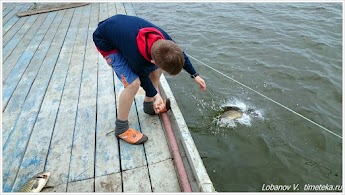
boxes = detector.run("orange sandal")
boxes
[117,128,148,145]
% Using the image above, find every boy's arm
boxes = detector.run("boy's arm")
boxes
[182,52,197,76]
[182,52,207,91]
[138,75,165,113]
[139,74,157,97]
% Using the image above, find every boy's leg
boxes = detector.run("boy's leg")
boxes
[117,77,140,121]
[105,53,148,144]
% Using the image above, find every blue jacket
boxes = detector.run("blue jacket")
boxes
[93,14,196,97]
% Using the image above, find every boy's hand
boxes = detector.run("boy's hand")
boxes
[194,76,206,91]
[153,93,165,113]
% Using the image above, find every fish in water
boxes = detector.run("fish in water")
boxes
[221,110,243,120]
[18,171,50,192]
[220,106,259,120]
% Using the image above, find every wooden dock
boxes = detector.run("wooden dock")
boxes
[2,2,215,192]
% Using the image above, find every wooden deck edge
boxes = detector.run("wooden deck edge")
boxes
[158,74,216,192]
[16,3,90,17]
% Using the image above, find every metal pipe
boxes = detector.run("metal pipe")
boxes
[160,112,192,192]
[158,90,192,192]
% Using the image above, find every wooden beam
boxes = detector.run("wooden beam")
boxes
[16,3,89,17]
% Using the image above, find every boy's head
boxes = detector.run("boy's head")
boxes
[151,40,185,75]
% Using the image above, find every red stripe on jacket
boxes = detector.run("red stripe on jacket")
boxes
[96,47,118,57]
[136,27,165,61]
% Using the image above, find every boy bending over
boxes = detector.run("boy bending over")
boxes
[93,14,206,145]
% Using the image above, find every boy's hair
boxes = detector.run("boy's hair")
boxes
[151,40,185,75]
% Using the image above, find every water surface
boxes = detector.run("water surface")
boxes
[134,3,342,192]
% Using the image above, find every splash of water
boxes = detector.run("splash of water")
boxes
[213,98,264,128]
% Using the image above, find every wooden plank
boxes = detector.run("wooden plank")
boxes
[2,7,60,75]
[95,2,121,178]
[2,12,56,145]
[17,3,90,17]
[67,178,94,192]
[2,14,55,146]
[41,183,67,192]
[149,159,181,192]
[2,13,39,61]
[2,11,30,47]
[1,9,67,192]
[122,166,151,192]
[86,3,99,49]
[135,91,172,164]
[67,4,96,183]
[115,2,126,15]
[121,3,181,192]
[2,11,51,107]
[2,4,25,25]
[113,55,147,171]
[2,5,29,35]
[107,2,116,17]
[98,2,108,20]
[2,6,15,18]
[95,173,122,192]
[107,1,147,172]
[43,5,84,187]
[123,2,136,16]
[10,9,74,192]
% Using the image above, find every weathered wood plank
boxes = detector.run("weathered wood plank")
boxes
[3,10,48,86]
[16,3,90,17]
[2,11,29,47]
[2,12,56,145]
[95,173,122,192]
[68,3,96,183]
[107,1,147,172]
[149,159,181,192]
[2,6,15,18]
[43,5,84,187]
[95,2,121,178]
[122,166,152,192]
[2,4,25,25]
[123,2,136,16]
[107,2,116,17]
[1,9,67,192]
[86,3,99,48]
[135,91,171,164]
[2,12,52,109]
[114,84,147,171]
[41,183,67,192]
[2,13,39,61]
[115,2,126,15]
[67,178,94,192]
[2,5,29,35]
[113,62,147,172]
[10,9,74,192]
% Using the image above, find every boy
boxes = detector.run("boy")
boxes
[93,14,206,145]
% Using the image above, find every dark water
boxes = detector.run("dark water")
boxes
[134,3,342,192]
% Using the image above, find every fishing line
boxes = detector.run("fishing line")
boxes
[186,53,342,139]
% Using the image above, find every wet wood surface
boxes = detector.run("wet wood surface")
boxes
[2,2,181,192]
